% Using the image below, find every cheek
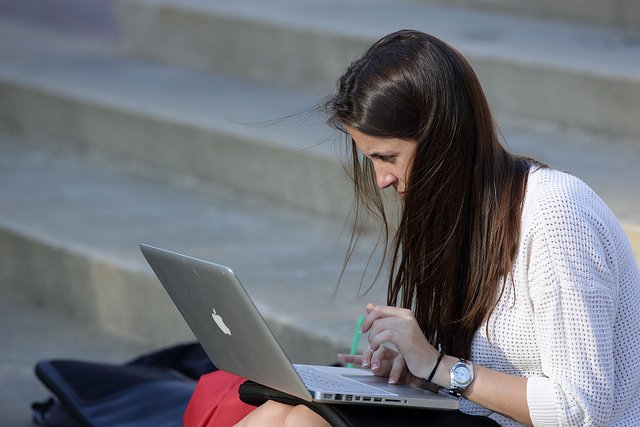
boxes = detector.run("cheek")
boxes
[371,162,383,178]
[399,163,411,180]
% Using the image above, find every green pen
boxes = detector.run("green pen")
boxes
[347,315,366,368]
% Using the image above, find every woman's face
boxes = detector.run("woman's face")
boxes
[347,126,417,198]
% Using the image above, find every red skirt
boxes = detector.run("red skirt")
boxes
[183,371,256,427]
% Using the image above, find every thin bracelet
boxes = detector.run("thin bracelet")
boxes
[427,351,445,383]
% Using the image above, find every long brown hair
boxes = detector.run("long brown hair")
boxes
[326,30,537,359]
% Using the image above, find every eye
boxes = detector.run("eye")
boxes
[379,155,397,163]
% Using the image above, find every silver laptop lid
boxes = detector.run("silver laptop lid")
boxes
[140,244,312,401]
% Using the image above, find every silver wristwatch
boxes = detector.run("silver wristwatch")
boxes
[449,358,474,397]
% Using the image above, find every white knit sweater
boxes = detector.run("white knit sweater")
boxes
[459,168,640,426]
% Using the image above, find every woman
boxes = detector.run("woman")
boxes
[187,30,640,426]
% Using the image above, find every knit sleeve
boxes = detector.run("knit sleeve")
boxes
[526,176,621,426]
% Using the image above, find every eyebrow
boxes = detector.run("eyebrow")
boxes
[368,151,397,160]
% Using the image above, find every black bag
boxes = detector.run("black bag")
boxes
[32,342,215,427]
[239,380,501,427]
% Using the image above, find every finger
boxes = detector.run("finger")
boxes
[371,346,389,374]
[369,345,396,375]
[367,315,421,353]
[360,305,412,334]
[367,328,395,352]
[361,304,397,333]
[366,304,412,317]
[360,303,376,334]
[387,353,407,384]
[336,353,362,366]
[361,346,374,369]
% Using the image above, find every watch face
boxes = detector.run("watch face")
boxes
[453,364,472,384]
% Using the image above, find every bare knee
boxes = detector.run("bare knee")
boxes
[283,405,330,427]
[234,400,292,427]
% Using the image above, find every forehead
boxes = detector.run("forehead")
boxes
[346,126,416,154]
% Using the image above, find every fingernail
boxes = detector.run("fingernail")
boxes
[372,363,379,371]
[362,360,369,368]
[388,377,396,384]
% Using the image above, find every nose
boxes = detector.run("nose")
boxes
[375,169,398,189]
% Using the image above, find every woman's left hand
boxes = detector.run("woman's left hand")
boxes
[360,303,441,382]
[337,349,433,390]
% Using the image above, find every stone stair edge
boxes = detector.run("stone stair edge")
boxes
[1,15,638,154]
[0,19,638,233]
[112,0,640,139]
[113,0,640,78]
[0,16,637,242]
[0,207,356,365]
[0,61,353,218]
[0,70,334,155]
[417,0,640,32]
[0,134,376,364]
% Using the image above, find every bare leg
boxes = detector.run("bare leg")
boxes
[283,404,332,427]
[234,400,331,427]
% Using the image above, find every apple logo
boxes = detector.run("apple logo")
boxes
[211,308,232,335]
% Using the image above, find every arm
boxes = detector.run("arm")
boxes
[524,213,618,425]
[359,303,533,425]
[521,175,631,425]
[441,356,531,425]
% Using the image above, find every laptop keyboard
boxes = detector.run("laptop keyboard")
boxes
[295,365,395,395]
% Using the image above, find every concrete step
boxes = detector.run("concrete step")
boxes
[114,0,640,140]
[0,134,386,366]
[418,0,640,31]
[0,18,352,219]
[502,121,640,261]
[1,17,639,237]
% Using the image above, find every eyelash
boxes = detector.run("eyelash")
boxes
[379,155,397,163]
[364,154,397,164]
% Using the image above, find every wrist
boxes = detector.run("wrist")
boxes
[426,351,445,382]
[430,355,458,389]
[448,358,474,397]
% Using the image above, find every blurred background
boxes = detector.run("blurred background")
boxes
[1,0,639,425]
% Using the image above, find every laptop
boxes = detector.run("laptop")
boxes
[140,244,458,410]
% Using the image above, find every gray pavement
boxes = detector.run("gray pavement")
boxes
[0,5,195,426]
[0,0,119,38]
[0,287,148,426]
